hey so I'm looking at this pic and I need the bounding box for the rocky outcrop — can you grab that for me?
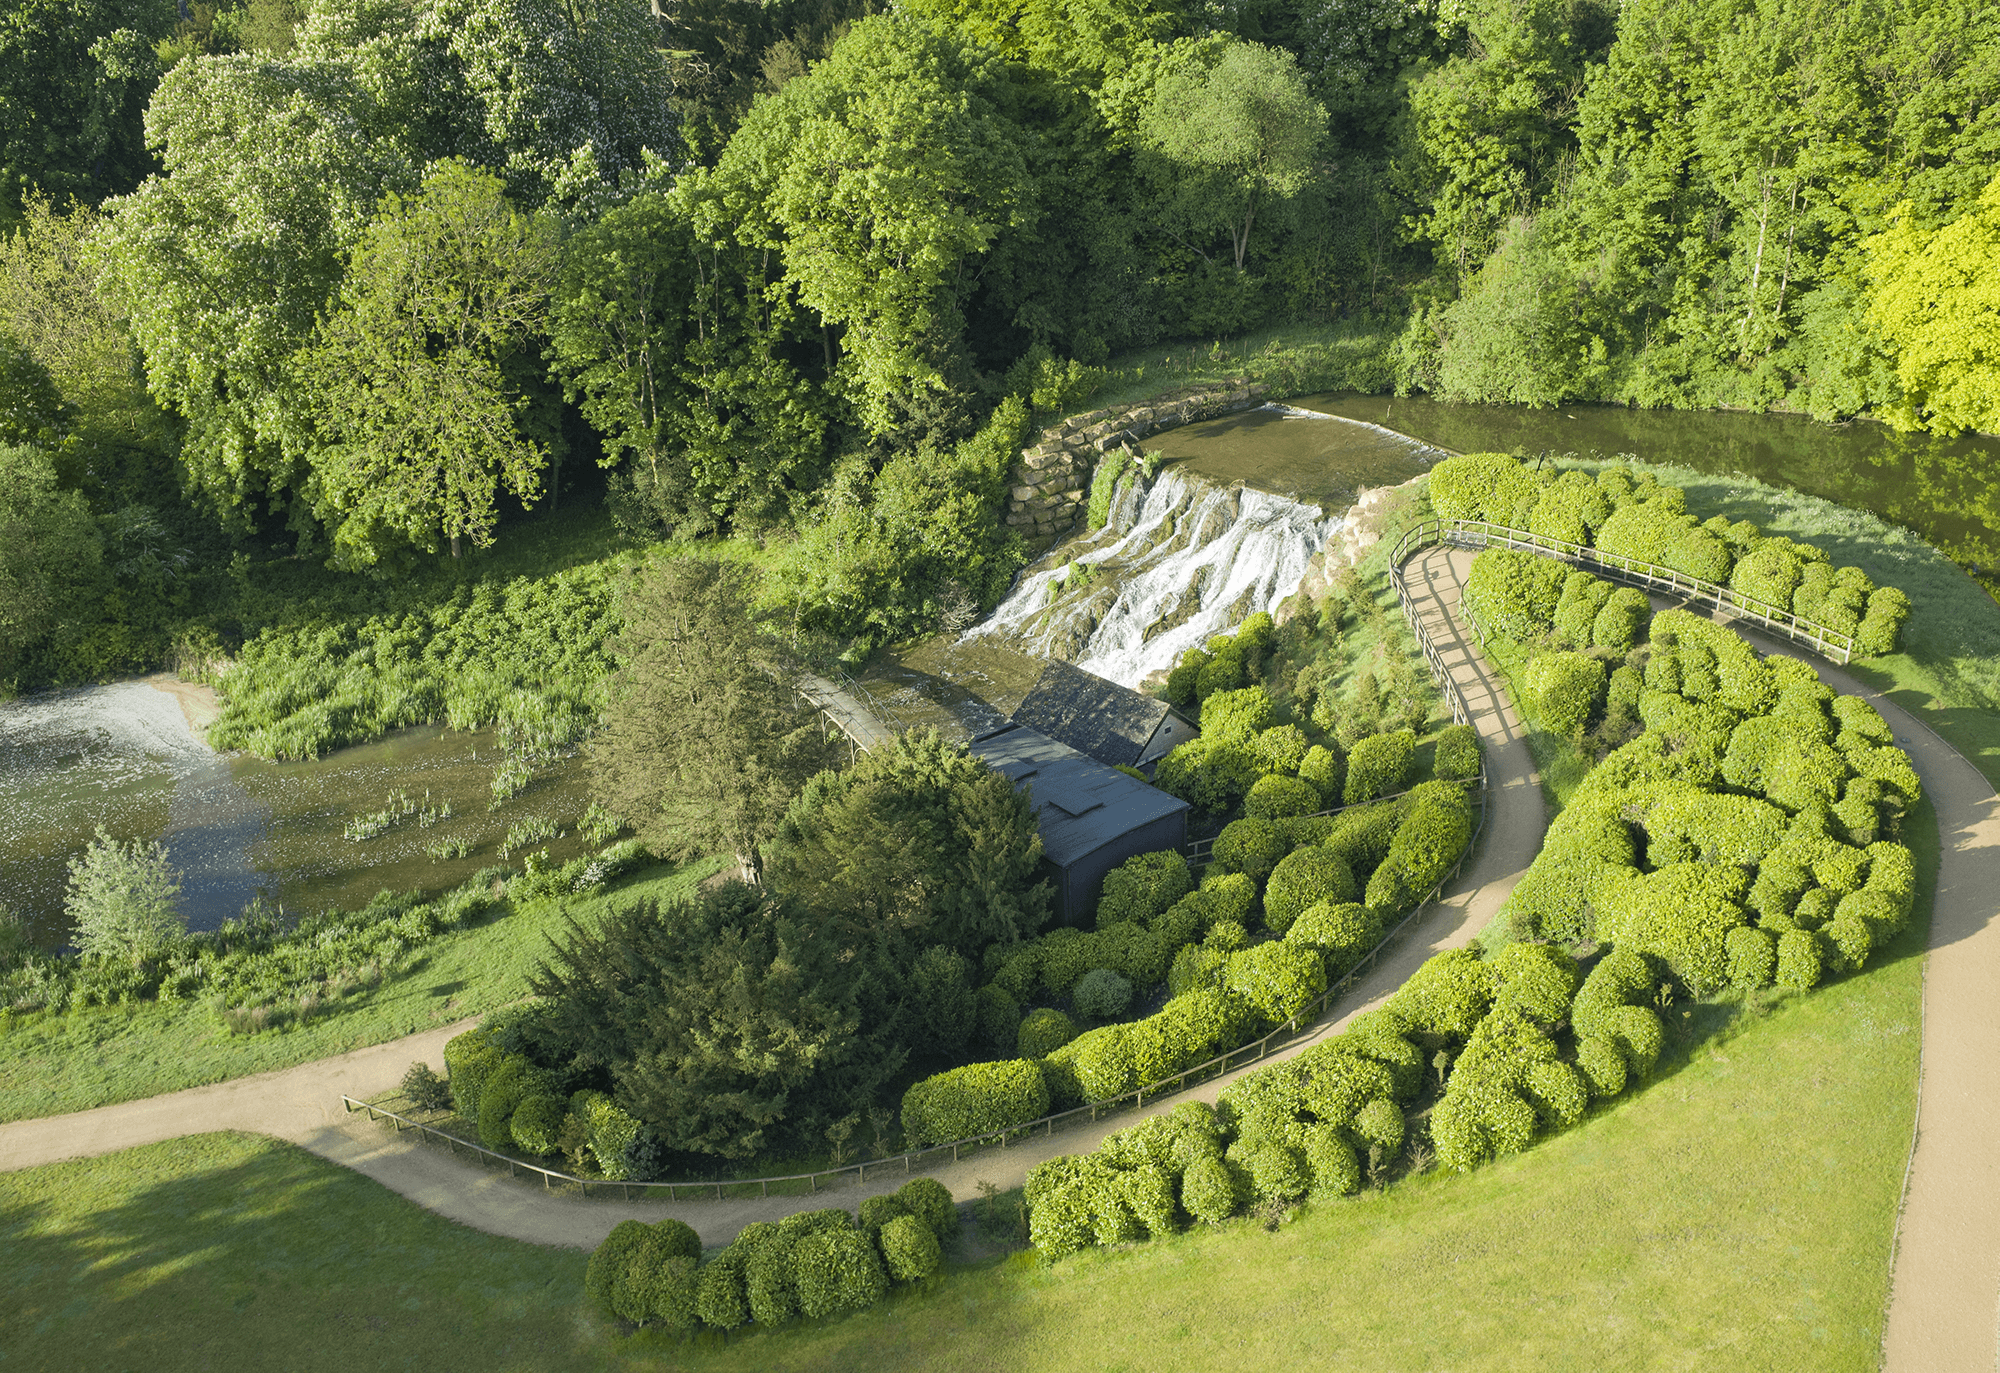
[1273,476,1426,626]
[1004,380,1270,553]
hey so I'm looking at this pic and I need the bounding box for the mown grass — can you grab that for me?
[0,858,721,1123]
[3,799,1932,1373]
[1081,319,1398,415]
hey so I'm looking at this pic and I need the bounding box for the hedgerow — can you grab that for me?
[1262,847,1358,934]
[1095,850,1192,929]
[1245,773,1322,820]
[1520,650,1606,735]
[1285,901,1376,972]
[1432,723,1482,781]
[1364,780,1473,914]
[900,1059,1050,1146]
[1554,569,1614,647]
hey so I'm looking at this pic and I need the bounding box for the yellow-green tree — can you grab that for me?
[1867,173,2000,436]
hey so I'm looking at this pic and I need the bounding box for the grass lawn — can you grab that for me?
[0,858,722,1124]
[3,800,1931,1373]
[1082,319,1397,415]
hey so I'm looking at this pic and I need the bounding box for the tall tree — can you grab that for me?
[1140,40,1327,270]
[0,442,105,683]
[304,160,560,562]
[590,558,839,876]
[1866,173,2000,437]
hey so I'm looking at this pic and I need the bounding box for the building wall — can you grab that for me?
[1138,712,1198,767]
[1056,809,1190,926]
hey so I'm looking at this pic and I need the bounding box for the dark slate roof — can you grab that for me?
[1013,658,1179,769]
[968,724,1189,868]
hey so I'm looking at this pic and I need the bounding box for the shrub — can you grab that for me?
[1531,474,1612,547]
[1226,941,1328,1025]
[1591,587,1652,653]
[1343,729,1417,804]
[859,1194,910,1236]
[1575,1035,1627,1098]
[1775,927,1824,991]
[1017,1006,1078,1059]
[64,829,186,967]
[1164,648,1208,707]
[1197,644,1246,701]
[792,1228,888,1318]
[1199,685,1274,744]
[1433,724,1482,781]
[1429,452,1538,522]
[1301,1124,1363,1196]
[586,1219,652,1321]
[510,1092,565,1155]
[1096,850,1192,929]
[975,983,1021,1053]
[1463,547,1566,638]
[1212,818,1287,881]
[476,1055,541,1150]
[1167,942,1227,997]
[1642,790,1788,867]
[1826,914,1873,972]
[1263,847,1358,935]
[575,1092,645,1180]
[1320,799,1410,877]
[901,1060,1051,1146]
[1594,862,1750,994]
[1285,900,1376,971]
[1154,737,1259,811]
[878,1213,942,1282]
[1553,569,1615,646]
[1386,947,1494,1045]
[1725,925,1776,990]
[1068,1024,1136,1100]
[1490,941,1577,1026]
[1244,774,1321,820]
[1855,587,1911,656]
[897,1177,959,1241]
[1596,501,1687,567]
[1730,539,1806,610]
[1072,967,1134,1020]
[696,1254,750,1331]
[742,1226,797,1326]
[402,1061,454,1112]
[1521,651,1606,736]
[1250,724,1311,776]
[1363,780,1474,915]
[1298,743,1347,805]
[1180,1154,1240,1223]
[1121,1164,1178,1237]
[1199,871,1257,926]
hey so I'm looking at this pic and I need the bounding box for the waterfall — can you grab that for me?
[965,469,1334,688]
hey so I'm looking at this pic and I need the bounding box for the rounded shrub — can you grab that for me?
[1154,737,1259,811]
[1343,728,1417,804]
[442,1027,503,1121]
[1350,1097,1406,1157]
[1168,941,1227,996]
[1575,1034,1628,1099]
[1364,780,1474,914]
[877,1213,942,1282]
[1165,647,1209,707]
[1522,651,1607,736]
[1244,773,1321,820]
[1211,818,1287,882]
[1432,723,1482,781]
[896,1177,959,1241]
[1298,743,1347,805]
[1856,586,1911,657]
[1591,587,1652,653]
[1250,724,1311,776]
[696,1254,749,1331]
[1725,925,1777,990]
[901,1059,1051,1146]
[1775,927,1824,991]
[509,1091,564,1156]
[1553,569,1615,646]
[475,1055,539,1150]
[975,983,1021,1054]
[1430,452,1537,522]
[1072,967,1134,1021]
[1225,941,1328,1025]
[586,1219,651,1321]
[1826,914,1873,972]
[1263,847,1359,935]
[1096,850,1193,929]
[1017,1006,1078,1059]
[1070,1024,1136,1100]
[1386,947,1496,1044]
[1199,685,1275,744]
[1285,900,1375,971]
[1301,1123,1362,1196]
[1180,1154,1240,1223]
[792,1228,888,1319]
[1463,546,1567,638]
[858,1193,910,1236]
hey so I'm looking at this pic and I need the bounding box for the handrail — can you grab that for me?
[1389,518,1857,664]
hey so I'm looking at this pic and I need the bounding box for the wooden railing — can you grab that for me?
[1390,518,1857,664]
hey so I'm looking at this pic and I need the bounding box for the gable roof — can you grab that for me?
[968,724,1189,868]
[1013,658,1181,769]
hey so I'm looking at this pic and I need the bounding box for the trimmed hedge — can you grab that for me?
[1433,723,1482,781]
[1464,547,1567,639]
[1298,742,1347,805]
[1263,846,1358,934]
[1430,452,1541,523]
[1521,651,1606,735]
[1096,850,1192,929]
[1386,947,1495,1045]
[1285,900,1377,972]
[1245,773,1322,820]
[1591,587,1651,653]
[1363,780,1473,915]
[1250,724,1310,777]
[1594,862,1750,994]
[1200,685,1274,744]
[1153,736,1258,811]
[901,1059,1051,1146]
[1225,941,1328,1025]
[1017,1006,1078,1059]
[1073,967,1134,1020]
[793,1228,888,1318]
[1212,818,1287,881]
[1343,728,1417,804]
[1553,569,1615,647]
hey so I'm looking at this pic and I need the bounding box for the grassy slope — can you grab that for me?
[1,800,1933,1373]
[1081,320,1397,415]
[0,858,721,1123]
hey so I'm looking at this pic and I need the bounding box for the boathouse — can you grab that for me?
[1012,658,1199,772]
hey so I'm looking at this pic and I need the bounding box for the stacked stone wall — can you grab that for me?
[1002,380,1270,551]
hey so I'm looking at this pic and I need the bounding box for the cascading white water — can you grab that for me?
[966,469,1335,688]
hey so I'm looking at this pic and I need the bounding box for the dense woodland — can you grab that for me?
[2,0,1998,688]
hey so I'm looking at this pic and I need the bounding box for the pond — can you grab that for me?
[0,679,596,951]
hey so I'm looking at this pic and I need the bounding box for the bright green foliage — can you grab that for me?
[1867,174,2000,437]
[1298,743,1348,803]
[877,1213,942,1282]
[1262,847,1358,934]
[1592,587,1652,653]
[1521,651,1607,735]
[1489,942,1577,1027]
[1225,941,1327,1025]
[1343,728,1417,804]
[508,1093,563,1155]
[1180,1154,1241,1224]
[1428,453,1540,524]
[858,1194,910,1237]
[1530,474,1613,548]
[1244,773,1322,820]
[1250,724,1311,776]
[1072,967,1134,1020]
[1200,685,1276,744]
[1431,1003,1565,1173]
[1153,737,1260,811]
[1553,569,1614,646]
[1141,41,1328,270]
[1017,1007,1078,1059]
[1463,547,1567,639]
[1643,790,1788,867]
[1363,780,1473,914]
[1096,850,1192,929]
[1285,900,1376,972]
[1595,862,1751,994]
[792,1228,888,1318]
[896,1177,959,1242]
[1856,588,1912,658]
[0,442,104,684]
[1570,948,1662,1087]
[695,1252,749,1331]
[1386,947,1495,1046]
[63,828,184,967]
[900,1058,1051,1146]
[1212,818,1288,881]
[1776,927,1825,991]
[1432,723,1482,781]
